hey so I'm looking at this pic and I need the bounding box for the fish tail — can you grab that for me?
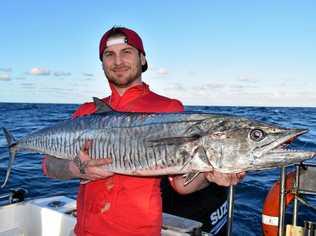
[1,127,18,188]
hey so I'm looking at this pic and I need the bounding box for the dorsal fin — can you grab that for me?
[93,97,114,113]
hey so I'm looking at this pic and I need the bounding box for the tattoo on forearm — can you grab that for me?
[46,156,74,179]
[73,155,88,175]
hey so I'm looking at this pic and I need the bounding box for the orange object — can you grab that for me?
[262,171,296,236]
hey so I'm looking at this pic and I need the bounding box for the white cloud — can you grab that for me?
[29,67,51,76]
[0,73,10,81]
[156,68,168,76]
[20,83,34,88]
[146,65,170,78]
[42,87,74,93]
[54,71,71,77]
[187,71,197,76]
[164,83,186,91]
[83,73,94,77]
[158,81,316,107]
[229,84,247,90]
[200,83,226,90]
[237,74,257,83]
[0,68,12,72]
[147,64,156,71]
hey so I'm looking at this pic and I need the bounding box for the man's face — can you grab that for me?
[102,40,146,88]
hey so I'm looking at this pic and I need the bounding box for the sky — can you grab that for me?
[0,0,315,107]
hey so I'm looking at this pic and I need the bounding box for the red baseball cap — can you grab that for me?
[99,27,148,72]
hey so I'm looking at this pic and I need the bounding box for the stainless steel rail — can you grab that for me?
[278,167,287,236]
[279,163,316,235]
[292,165,300,226]
[226,185,235,236]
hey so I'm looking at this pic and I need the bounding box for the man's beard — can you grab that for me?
[105,64,142,88]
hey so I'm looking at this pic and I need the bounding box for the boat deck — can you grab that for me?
[0,195,205,236]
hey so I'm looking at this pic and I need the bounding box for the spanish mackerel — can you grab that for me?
[2,99,315,187]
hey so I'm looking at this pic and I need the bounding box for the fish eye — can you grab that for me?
[250,129,266,141]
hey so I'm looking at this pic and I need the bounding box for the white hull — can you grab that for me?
[0,195,203,236]
[0,196,76,236]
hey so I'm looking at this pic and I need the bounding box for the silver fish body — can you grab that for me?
[2,110,315,187]
[7,112,219,175]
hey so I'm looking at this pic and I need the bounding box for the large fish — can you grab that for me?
[2,99,315,187]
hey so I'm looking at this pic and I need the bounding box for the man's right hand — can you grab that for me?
[71,140,113,181]
[44,140,113,181]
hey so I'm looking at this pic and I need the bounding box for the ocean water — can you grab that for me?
[0,103,316,235]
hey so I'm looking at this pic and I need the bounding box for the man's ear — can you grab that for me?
[140,54,146,66]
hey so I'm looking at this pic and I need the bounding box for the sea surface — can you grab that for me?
[0,103,316,235]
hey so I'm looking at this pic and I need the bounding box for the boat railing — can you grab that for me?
[226,162,316,236]
[3,163,316,236]
[278,162,316,236]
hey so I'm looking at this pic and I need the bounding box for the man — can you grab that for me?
[43,26,244,236]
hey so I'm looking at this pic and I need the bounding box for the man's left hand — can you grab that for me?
[205,171,245,187]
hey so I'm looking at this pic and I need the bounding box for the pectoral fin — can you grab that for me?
[180,146,213,186]
[180,146,212,172]
[183,171,200,186]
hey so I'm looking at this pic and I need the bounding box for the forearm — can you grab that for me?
[170,170,246,194]
[44,155,79,179]
[170,173,210,195]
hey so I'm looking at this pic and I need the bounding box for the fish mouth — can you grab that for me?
[253,128,315,165]
[254,128,310,157]
[267,129,308,154]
